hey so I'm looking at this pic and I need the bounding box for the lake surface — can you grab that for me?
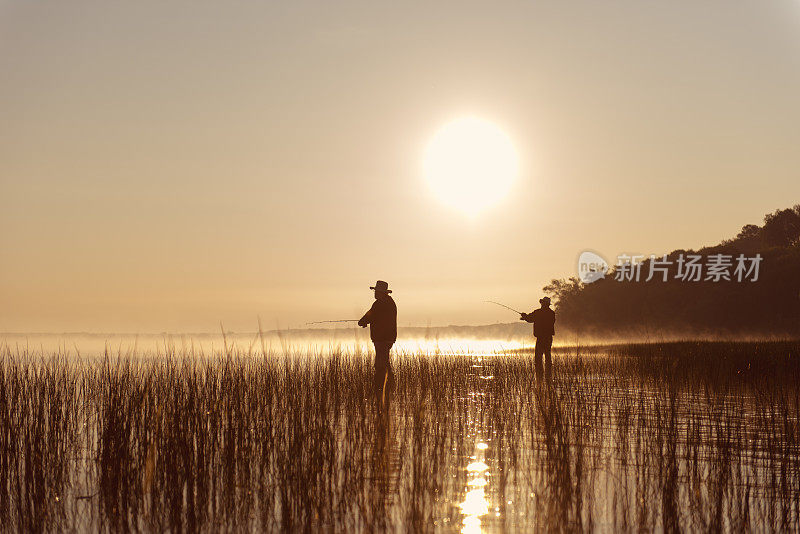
[1,341,798,531]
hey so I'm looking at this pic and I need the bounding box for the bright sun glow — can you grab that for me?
[423,117,519,216]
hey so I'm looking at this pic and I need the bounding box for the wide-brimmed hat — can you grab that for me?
[370,280,392,293]
[539,296,551,305]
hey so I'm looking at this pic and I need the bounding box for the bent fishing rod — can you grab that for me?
[484,300,525,315]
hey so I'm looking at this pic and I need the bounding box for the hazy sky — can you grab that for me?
[2,1,799,332]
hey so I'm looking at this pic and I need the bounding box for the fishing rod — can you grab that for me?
[305,319,360,326]
[484,300,525,315]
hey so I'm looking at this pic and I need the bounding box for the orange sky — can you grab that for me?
[1,1,799,332]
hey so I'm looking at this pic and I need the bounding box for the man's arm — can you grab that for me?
[520,311,535,323]
[358,302,375,328]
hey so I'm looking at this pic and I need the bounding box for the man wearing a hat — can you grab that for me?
[358,280,397,403]
[520,297,556,377]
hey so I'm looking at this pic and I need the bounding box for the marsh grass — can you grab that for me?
[0,341,798,532]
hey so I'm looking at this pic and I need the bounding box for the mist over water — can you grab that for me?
[0,332,525,359]
[6,324,791,361]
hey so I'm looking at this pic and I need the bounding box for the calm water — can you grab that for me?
[2,342,798,532]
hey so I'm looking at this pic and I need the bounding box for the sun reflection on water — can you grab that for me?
[460,442,491,533]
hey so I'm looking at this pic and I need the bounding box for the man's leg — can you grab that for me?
[374,342,394,402]
[373,343,386,396]
[385,342,395,393]
[543,336,553,378]
[534,337,544,380]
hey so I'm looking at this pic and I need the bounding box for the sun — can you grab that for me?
[423,117,519,216]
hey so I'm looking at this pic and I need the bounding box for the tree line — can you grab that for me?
[544,205,800,339]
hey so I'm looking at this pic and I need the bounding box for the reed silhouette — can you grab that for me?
[0,341,798,531]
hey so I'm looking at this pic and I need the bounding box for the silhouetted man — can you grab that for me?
[521,296,555,378]
[358,280,397,404]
